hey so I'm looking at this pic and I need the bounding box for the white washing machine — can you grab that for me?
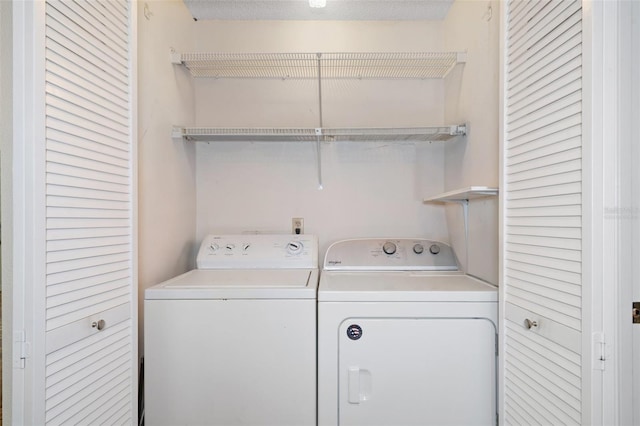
[318,238,498,426]
[145,234,318,426]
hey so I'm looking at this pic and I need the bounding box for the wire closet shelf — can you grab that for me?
[172,125,467,143]
[171,51,467,79]
[170,50,468,144]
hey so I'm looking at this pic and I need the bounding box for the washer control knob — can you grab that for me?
[287,241,304,255]
[413,243,424,254]
[225,244,235,251]
[382,241,397,255]
[429,244,441,255]
[209,243,220,252]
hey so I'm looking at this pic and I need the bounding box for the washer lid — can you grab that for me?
[145,269,318,300]
[318,272,497,302]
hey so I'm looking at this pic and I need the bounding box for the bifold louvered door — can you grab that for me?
[44,0,136,424]
[503,0,583,424]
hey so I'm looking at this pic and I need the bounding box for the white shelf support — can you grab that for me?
[171,125,185,141]
[423,186,498,203]
[170,50,182,65]
[424,187,498,272]
[449,124,467,136]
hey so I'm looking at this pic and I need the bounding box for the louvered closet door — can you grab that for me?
[44,0,136,424]
[503,0,583,424]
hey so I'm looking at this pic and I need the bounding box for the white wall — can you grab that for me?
[443,0,500,284]
[191,20,453,258]
[137,0,197,355]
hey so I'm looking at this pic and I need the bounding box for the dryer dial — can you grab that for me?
[382,241,397,255]
[429,244,441,255]
[413,243,425,254]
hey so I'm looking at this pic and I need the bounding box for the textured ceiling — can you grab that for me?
[182,0,455,21]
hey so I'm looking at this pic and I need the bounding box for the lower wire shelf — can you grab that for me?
[172,124,467,143]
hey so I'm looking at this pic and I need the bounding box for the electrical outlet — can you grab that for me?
[292,218,304,235]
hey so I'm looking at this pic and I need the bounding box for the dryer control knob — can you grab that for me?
[429,244,441,255]
[413,243,424,254]
[382,241,397,255]
[287,241,304,255]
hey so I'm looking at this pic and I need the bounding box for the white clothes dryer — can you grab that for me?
[145,234,318,426]
[318,238,498,426]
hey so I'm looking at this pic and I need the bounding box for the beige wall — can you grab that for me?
[137,1,500,292]
[444,0,500,284]
[137,0,197,355]
[191,20,453,258]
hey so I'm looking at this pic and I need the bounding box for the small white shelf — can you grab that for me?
[424,186,498,203]
[171,51,467,80]
[173,125,467,143]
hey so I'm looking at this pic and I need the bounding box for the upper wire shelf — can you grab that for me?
[171,51,467,79]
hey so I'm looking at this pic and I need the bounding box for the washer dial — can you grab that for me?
[287,241,304,255]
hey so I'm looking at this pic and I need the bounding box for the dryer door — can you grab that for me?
[338,318,496,426]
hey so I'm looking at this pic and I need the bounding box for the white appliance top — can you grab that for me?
[323,238,458,271]
[197,234,318,269]
[145,234,319,300]
[319,238,496,302]
[145,269,318,300]
[318,272,497,302]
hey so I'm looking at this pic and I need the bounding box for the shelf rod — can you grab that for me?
[316,52,324,128]
[316,53,324,190]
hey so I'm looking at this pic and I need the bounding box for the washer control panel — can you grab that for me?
[323,238,458,271]
[197,234,318,269]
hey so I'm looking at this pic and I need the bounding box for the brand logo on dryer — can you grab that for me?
[327,260,342,265]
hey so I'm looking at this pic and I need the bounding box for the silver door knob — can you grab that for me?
[92,319,106,331]
[524,318,538,329]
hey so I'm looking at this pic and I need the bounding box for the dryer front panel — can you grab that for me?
[338,318,496,426]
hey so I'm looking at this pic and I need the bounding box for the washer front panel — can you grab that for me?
[146,298,316,425]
